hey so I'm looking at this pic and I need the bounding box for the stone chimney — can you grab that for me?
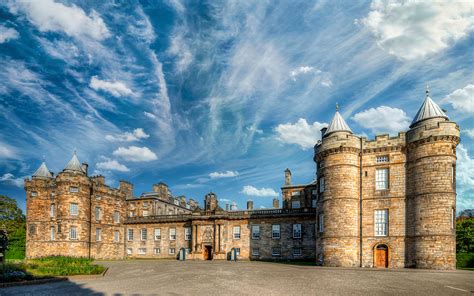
[284,168,291,186]
[92,175,105,185]
[204,192,218,211]
[81,162,88,175]
[225,203,229,211]
[273,198,279,209]
[153,183,170,200]
[247,200,254,210]
[119,180,133,198]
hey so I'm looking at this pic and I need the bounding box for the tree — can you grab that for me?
[0,195,26,259]
[456,217,474,253]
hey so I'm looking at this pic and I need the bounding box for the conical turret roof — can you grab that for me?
[33,161,53,178]
[325,104,352,136]
[64,151,84,172]
[410,88,448,128]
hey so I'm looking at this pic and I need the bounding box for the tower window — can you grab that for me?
[96,228,102,241]
[69,186,79,193]
[114,211,120,223]
[70,203,78,216]
[31,191,37,197]
[319,214,324,233]
[376,155,389,163]
[70,226,77,240]
[50,204,55,218]
[95,207,101,221]
[50,226,55,241]
[319,177,325,193]
[114,230,119,242]
[375,169,389,190]
[374,209,388,236]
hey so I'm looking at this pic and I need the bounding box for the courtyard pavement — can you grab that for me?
[1,260,473,295]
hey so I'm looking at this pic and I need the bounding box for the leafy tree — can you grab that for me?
[0,195,26,259]
[456,217,474,253]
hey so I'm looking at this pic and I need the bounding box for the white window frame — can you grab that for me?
[141,228,147,241]
[128,229,134,241]
[114,211,120,223]
[143,210,149,217]
[319,214,324,233]
[138,248,146,255]
[169,228,176,241]
[374,209,388,236]
[31,191,38,197]
[50,204,55,218]
[114,230,119,242]
[291,191,301,196]
[50,226,55,241]
[376,155,389,163]
[375,168,389,190]
[292,200,301,209]
[126,248,132,255]
[69,186,79,193]
[319,177,325,193]
[272,224,280,239]
[95,207,101,222]
[251,225,260,240]
[154,248,160,255]
[233,226,241,239]
[169,248,176,255]
[293,224,302,239]
[96,228,102,242]
[70,226,77,240]
[95,195,101,200]
[235,248,240,256]
[185,227,192,241]
[70,203,78,216]
[252,248,260,256]
[129,211,134,217]
[154,228,161,240]
[272,247,281,256]
[293,247,302,256]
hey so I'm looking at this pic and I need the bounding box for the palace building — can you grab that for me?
[25,89,460,269]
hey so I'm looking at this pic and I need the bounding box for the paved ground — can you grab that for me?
[1,260,473,295]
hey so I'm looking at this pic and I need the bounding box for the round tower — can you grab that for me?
[314,106,360,267]
[55,151,92,258]
[406,89,460,269]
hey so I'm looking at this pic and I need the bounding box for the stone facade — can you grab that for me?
[25,91,459,270]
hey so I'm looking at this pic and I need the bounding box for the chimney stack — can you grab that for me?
[247,200,254,210]
[81,162,88,175]
[284,168,292,186]
[225,203,229,211]
[273,198,279,209]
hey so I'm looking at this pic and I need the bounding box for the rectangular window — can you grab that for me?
[154,248,160,255]
[31,191,37,197]
[113,211,120,223]
[251,225,260,239]
[96,195,101,200]
[70,226,77,240]
[50,204,55,218]
[185,227,192,241]
[376,155,389,163]
[292,201,301,209]
[154,228,161,240]
[374,210,388,236]
[69,186,79,193]
[252,248,260,256]
[143,210,149,217]
[114,230,119,242]
[95,207,101,221]
[141,228,147,241]
[70,203,78,216]
[96,228,102,241]
[291,191,301,196]
[376,168,389,190]
[50,226,55,241]
[129,211,134,218]
[312,199,317,208]
[126,248,132,255]
[169,248,176,254]
[293,247,302,256]
[128,229,134,241]
[235,248,240,256]
[138,248,146,255]
[169,228,176,240]
[272,224,280,239]
[319,177,325,193]
[293,224,302,239]
[272,247,281,256]
[233,226,241,239]
[319,214,324,233]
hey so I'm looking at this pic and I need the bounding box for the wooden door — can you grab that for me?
[375,245,388,268]
[203,246,209,260]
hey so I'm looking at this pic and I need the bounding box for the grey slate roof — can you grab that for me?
[325,110,352,136]
[33,161,53,178]
[64,151,84,172]
[410,91,448,127]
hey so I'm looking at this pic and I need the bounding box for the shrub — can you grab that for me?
[456,253,474,269]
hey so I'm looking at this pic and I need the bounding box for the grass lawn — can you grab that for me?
[1,256,106,283]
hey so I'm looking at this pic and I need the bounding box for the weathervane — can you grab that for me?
[336,102,339,112]
[426,85,430,96]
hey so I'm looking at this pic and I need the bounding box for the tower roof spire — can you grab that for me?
[33,160,53,178]
[324,104,352,136]
[64,150,84,173]
[410,87,448,128]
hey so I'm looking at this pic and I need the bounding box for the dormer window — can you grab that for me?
[376,155,389,163]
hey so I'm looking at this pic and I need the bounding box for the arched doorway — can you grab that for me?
[374,244,388,268]
[203,245,213,260]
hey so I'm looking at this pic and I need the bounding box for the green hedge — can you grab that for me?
[456,253,474,269]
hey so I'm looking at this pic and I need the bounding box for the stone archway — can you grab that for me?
[374,244,389,268]
[203,245,213,260]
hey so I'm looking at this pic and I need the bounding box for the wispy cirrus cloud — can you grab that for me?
[89,76,134,97]
[209,171,239,179]
[105,128,149,142]
[0,173,25,187]
[0,25,19,43]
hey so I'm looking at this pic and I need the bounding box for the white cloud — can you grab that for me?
[275,118,327,150]
[351,106,411,135]
[442,84,474,114]
[462,129,474,139]
[143,111,156,119]
[360,1,474,60]
[241,185,279,197]
[89,76,133,97]
[105,128,150,142]
[290,66,314,80]
[0,25,19,43]
[209,171,239,179]
[247,126,263,134]
[112,146,157,162]
[0,144,16,158]
[0,173,25,187]
[457,144,474,211]
[168,31,193,72]
[96,159,130,172]
[7,0,110,40]
[289,66,333,87]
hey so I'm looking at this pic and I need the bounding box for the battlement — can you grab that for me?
[407,119,460,143]
[362,132,406,151]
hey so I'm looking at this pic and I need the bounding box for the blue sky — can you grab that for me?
[0,0,473,213]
